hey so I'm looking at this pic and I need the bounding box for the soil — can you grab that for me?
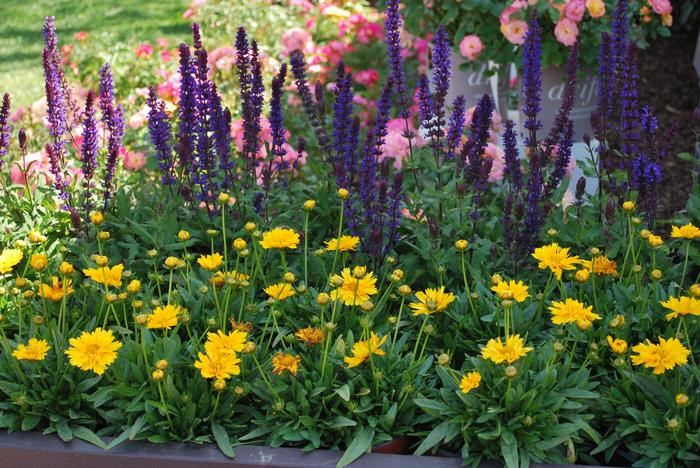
[637,2,699,218]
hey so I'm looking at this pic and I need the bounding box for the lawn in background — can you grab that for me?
[0,0,190,108]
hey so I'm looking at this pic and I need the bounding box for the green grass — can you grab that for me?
[0,0,190,108]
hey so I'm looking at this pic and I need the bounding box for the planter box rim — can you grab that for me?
[0,430,622,468]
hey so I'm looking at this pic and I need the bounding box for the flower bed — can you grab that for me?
[0,1,699,467]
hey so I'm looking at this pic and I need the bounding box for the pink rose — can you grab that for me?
[10,151,52,189]
[500,20,528,45]
[649,0,672,15]
[207,46,237,77]
[74,31,89,41]
[281,28,312,55]
[483,143,506,182]
[379,118,427,169]
[156,37,169,48]
[554,18,579,46]
[135,43,153,59]
[354,69,379,86]
[122,149,146,171]
[585,0,606,18]
[128,106,150,129]
[459,35,484,61]
[564,0,585,22]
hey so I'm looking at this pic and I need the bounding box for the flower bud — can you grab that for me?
[425,324,435,335]
[244,342,257,354]
[177,230,191,241]
[316,292,330,305]
[639,229,651,239]
[360,300,374,312]
[522,415,533,426]
[387,315,397,325]
[135,314,148,326]
[491,274,503,285]
[132,300,144,309]
[631,264,642,273]
[437,353,450,366]
[622,201,635,212]
[359,316,370,328]
[590,247,600,257]
[98,231,111,241]
[218,192,230,204]
[667,418,680,430]
[14,239,27,249]
[331,276,344,287]
[650,269,662,280]
[90,212,104,226]
[454,239,469,251]
[352,266,367,279]
[576,319,592,331]
[164,256,179,269]
[575,269,590,283]
[470,292,480,300]
[127,279,141,294]
[30,254,48,271]
[95,255,109,267]
[244,222,257,233]
[213,379,227,392]
[675,393,689,406]
[105,293,118,303]
[272,401,285,412]
[546,228,558,237]
[233,238,246,251]
[398,284,412,296]
[33,315,44,325]
[501,299,514,308]
[207,318,217,327]
[337,188,349,199]
[689,284,700,298]
[303,199,316,211]
[206,229,219,237]
[283,272,296,283]
[147,249,158,258]
[152,369,164,382]
[553,341,565,352]
[156,359,169,370]
[386,256,397,265]
[324,321,336,331]
[234,385,245,396]
[240,249,250,258]
[252,230,261,239]
[117,292,128,301]
[504,366,518,378]
[15,277,28,288]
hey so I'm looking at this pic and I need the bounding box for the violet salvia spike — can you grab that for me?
[619,42,640,160]
[431,25,451,134]
[269,63,288,167]
[0,93,10,169]
[80,91,99,220]
[544,41,578,149]
[147,87,176,185]
[544,119,574,198]
[177,43,197,177]
[502,119,522,190]
[522,13,542,147]
[445,95,465,160]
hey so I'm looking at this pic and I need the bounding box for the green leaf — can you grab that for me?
[72,426,107,449]
[335,384,351,402]
[414,421,451,456]
[211,421,236,458]
[55,419,73,442]
[336,427,375,468]
[21,415,41,431]
[329,416,356,429]
[500,431,518,468]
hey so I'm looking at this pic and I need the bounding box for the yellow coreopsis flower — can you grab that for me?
[30,254,48,271]
[549,298,601,326]
[194,346,241,380]
[295,327,324,346]
[491,280,529,302]
[580,256,618,277]
[671,223,700,240]
[330,267,378,306]
[264,282,296,301]
[324,235,360,252]
[197,253,223,271]
[146,304,181,329]
[344,332,387,368]
[211,270,249,288]
[271,352,302,376]
[65,328,122,375]
[206,329,248,355]
[631,337,690,374]
[660,296,700,321]
[12,338,50,362]
[459,371,481,394]
[531,243,580,279]
[647,234,663,248]
[409,286,456,315]
[0,248,23,274]
[259,228,300,249]
[38,276,74,302]
[82,264,124,288]
[607,336,628,354]
[481,334,533,364]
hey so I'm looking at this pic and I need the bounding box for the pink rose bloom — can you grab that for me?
[183,0,206,18]
[10,151,52,188]
[74,31,89,41]
[281,28,312,55]
[160,50,173,63]
[207,47,237,77]
[157,73,181,104]
[354,69,379,87]
[289,0,313,13]
[554,18,579,46]
[483,143,506,182]
[129,106,150,129]
[122,148,146,171]
[379,118,427,169]
[10,107,25,122]
[500,20,528,45]
[459,35,484,61]
[564,0,585,22]
[355,21,382,44]
[649,0,672,15]
[135,43,153,59]
[585,0,606,18]
[156,37,169,48]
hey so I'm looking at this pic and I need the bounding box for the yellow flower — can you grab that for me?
[59,261,75,275]
[671,223,700,240]
[126,279,141,294]
[259,228,300,249]
[295,327,324,346]
[90,211,104,225]
[264,282,296,301]
[481,334,533,364]
[324,235,360,252]
[491,280,529,302]
[205,329,247,355]
[459,371,481,394]
[38,276,74,302]
[194,347,241,379]
[30,254,48,271]
[631,337,690,374]
[271,352,302,375]
[197,253,223,271]
[409,286,456,315]
[12,338,50,361]
[648,234,663,248]
[660,296,700,321]
[549,298,601,326]
[177,230,190,241]
[146,304,181,329]
[0,249,23,274]
[531,243,580,280]
[344,332,387,368]
[580,256,618,277]
[65,328,122,375]
[330,267,378,306]
[211,270,249,288]
[82,264,124,288]
[607,336,628,354]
